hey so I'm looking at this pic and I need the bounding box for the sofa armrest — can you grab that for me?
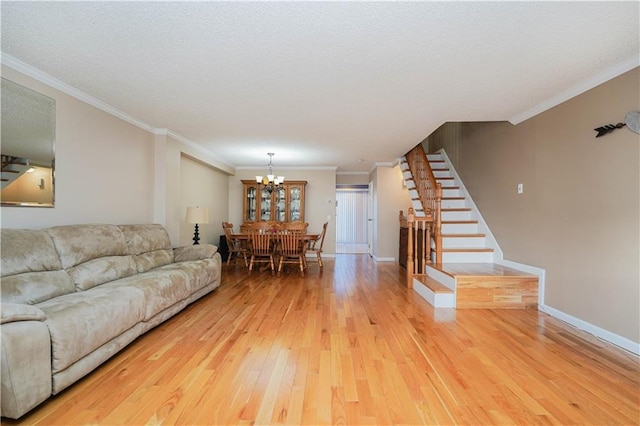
[173,244,218,262]
[1,314,52,418]
[1,303,46,324]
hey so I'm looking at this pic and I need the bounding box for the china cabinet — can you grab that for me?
[241,180,306,225]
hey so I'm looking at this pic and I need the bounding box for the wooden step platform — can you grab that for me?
[429,263,539,309]
[413,274,452,294]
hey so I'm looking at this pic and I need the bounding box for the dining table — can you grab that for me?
[230,231,320,272]
[230,232,319,242]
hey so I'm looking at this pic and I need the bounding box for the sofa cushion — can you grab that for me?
[118,224,174,273]
[1,303,46,324]
[66,256,137,291]
[1,229,76,305]
[1,229,62,276]
[46,225,136,290]
[36,286,146,374]
[1,271,76,305]
[156,257,220,294]
[173,244,218,262]
[101,268,191,321]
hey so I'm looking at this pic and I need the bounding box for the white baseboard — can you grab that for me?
[373,256,395,262]
[539,304,640,356]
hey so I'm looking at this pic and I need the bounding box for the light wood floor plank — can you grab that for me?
[4,255,639,425]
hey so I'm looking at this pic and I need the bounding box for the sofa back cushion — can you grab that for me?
[1,229,76,304]
[46,224,136,290]
[118,224,174,273]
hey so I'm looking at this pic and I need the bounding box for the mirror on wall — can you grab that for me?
[1,78,56,207]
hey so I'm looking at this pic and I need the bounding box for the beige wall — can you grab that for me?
[336,172,370,186]
[229,168,337,254]
[179,155,230,247]
[426,68,640,344]
[371,164,412,260]
[1,66,154,228]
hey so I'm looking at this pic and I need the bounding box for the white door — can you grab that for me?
[336,187,369,254]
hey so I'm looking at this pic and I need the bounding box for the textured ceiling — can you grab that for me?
[1,1,639,172]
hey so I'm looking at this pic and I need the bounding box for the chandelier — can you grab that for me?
[256,152,285,193]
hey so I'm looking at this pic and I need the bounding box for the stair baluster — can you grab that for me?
[404,146,443,264]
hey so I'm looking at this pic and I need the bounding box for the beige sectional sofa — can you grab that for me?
[0,224,222,419]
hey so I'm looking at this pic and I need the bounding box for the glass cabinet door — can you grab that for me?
[289,186,302,221]
[260,188,272,221]
[275,187,286,222]
[245,186,257,222]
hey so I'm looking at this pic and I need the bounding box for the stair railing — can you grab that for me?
[399,207,434,287]
[404,146,443,265]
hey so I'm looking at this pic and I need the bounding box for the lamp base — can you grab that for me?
[192,224,201,245]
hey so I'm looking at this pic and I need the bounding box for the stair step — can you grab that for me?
[442,233,486,238]
[442,248,494,253]
[442,208,471,212]
[413,275,453,293]
[442,220,478,224]
[441,210,472,221]
[435,177,454,180]
[440,251,495,263]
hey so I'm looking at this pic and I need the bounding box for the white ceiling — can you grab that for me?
[2,1,638,173]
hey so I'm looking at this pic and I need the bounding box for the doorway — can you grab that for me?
[336,185,369,254]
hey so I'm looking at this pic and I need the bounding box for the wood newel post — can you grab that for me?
[435,183,443,265]
[407,207,414,288]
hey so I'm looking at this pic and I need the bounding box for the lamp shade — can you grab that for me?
[185,206,209,224]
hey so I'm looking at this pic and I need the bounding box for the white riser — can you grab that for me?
[441,199,466,209]
[441,210,472,221]
[402,170,412,180]
[412,279,455,308]
[427,154,443,161]
[424,266,456,289]
[442,251,494,263]
[405,180,416,189]
[436,179,457,188]
[408,189,419,199]
[442,188,461,197]
[442,222,478,233]
[442,236,486,248]
[433,170,450,178]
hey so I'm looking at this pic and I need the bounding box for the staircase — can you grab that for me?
[1,155,30,189]
[400,149,539,309]
[429,153,494,263]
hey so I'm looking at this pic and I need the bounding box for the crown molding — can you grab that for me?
[509,54,640,125]
[370,161,396,173]
[336,171,370,175]
[236,165,337,171]
[166,130,235,173]
[1,52,156,133]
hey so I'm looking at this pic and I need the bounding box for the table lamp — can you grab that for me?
[186,206,209,245]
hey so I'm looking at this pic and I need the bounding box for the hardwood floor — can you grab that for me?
[6,255,639,425]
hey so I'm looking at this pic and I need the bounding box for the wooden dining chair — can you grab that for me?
[246,227,275,274]
[222,222,248,267]
[276,229,306,276]
[307,221,328,269]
